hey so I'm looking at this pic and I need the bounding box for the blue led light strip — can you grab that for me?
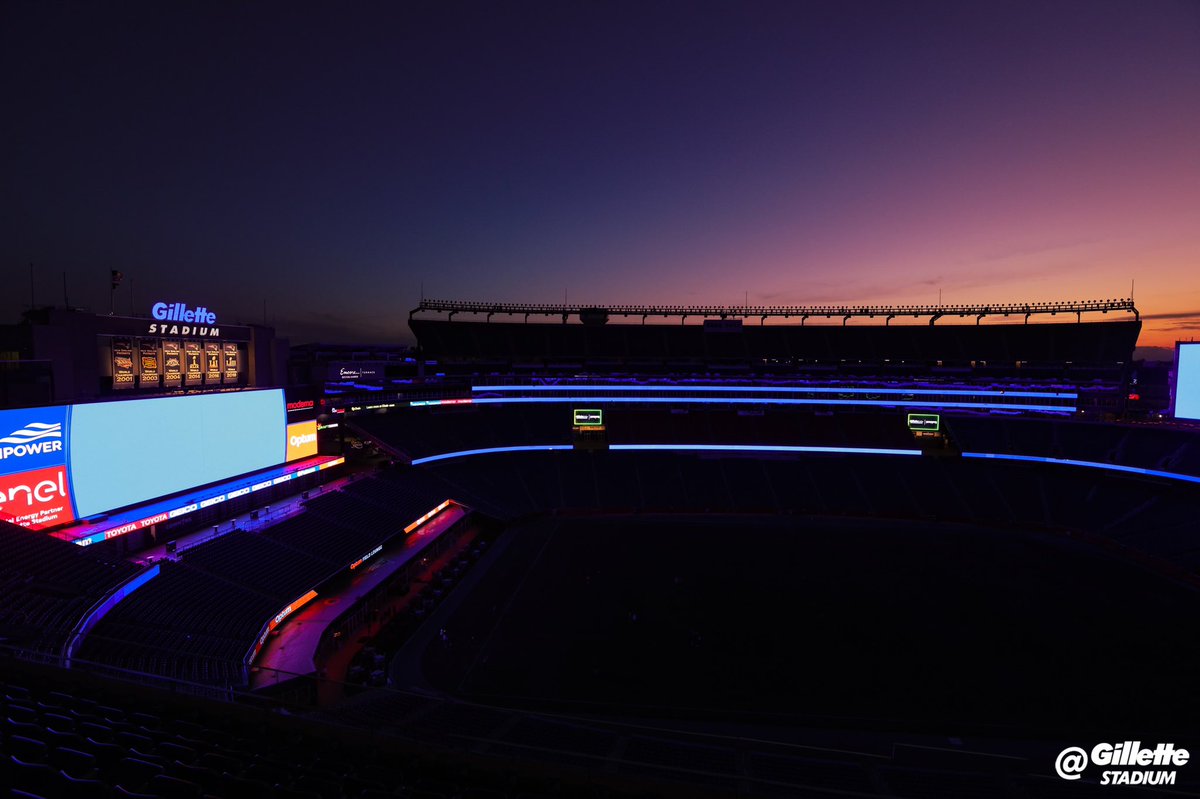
[66,563,161,667]
[411,444,921,465]
[961,452,1200,485]
[610,444,922,456]
[412,445,575,464]
[473,385,1078,399]
[412,446,1200,488]
[466,396,1074,412]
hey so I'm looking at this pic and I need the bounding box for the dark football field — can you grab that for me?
[424,514,1200,735]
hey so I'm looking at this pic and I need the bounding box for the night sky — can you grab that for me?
[3,1,1198,347]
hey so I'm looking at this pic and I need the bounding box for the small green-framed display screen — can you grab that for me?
[573,408,603,426]
[907,413,940,432]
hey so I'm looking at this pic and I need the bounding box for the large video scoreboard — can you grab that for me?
[0,389,312,530]
[1173,343,1200,421]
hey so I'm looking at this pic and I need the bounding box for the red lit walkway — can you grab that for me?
[250,505,468,690]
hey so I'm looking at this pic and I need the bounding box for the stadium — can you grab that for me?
[2,295,1200,799]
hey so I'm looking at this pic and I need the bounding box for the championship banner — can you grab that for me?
[204,342,222,383]
[163,340,182,387]
[112,338,135,389]
[184,342,204,386]
[138,339,161,388]
[223,342,239,382]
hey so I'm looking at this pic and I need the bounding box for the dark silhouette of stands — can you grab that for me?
[1,659,670,799]
[948,415,1200,475]
[351,407,1200,577]
[77,470,453,688]
[353,406,917,461]
[410,318,1140,369]
[422,449,1200,575]
[4,452,1197,796]
[354,404,1200,480]
[0,521,141,657]
[5,655,1072,799]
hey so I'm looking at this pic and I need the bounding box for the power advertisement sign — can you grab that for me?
[0,406,75,528]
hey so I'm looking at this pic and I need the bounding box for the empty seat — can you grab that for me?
[115,756,165,790]
[57,769,108,799]
[84,738,125,769]
[221,772,274,799]
[274,787,324,799]
[148,773,204,799]
[114,787,158,799]
[9,735,49,763]
[50,746,97,778]
[9,756,56,796]
[158,741,197,764]
[168,760,223,793]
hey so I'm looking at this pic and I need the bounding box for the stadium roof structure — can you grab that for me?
[411,297,1138,325]
[409,297,1142,367]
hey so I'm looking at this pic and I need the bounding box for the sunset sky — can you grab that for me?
[3,1,1198,347]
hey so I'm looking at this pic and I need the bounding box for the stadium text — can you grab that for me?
[147,323,220,337]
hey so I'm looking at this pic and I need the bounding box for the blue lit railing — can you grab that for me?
[411,444,920,465]
[65,564,161,668]
[961,452,1200,486]
[473,384,1078,399]
[451,383,1078,413]
[411,444,1200,488]
[467,396,1073,412]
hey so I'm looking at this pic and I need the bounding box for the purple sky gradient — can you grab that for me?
[3,1,1198,346]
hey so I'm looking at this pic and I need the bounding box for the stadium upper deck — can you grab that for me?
[409,297,1141,372]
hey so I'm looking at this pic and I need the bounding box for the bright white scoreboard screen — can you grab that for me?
[0,389,316,530]
[1174,343,1200,421]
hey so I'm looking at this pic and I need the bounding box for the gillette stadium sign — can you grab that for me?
[147,301,221,337]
